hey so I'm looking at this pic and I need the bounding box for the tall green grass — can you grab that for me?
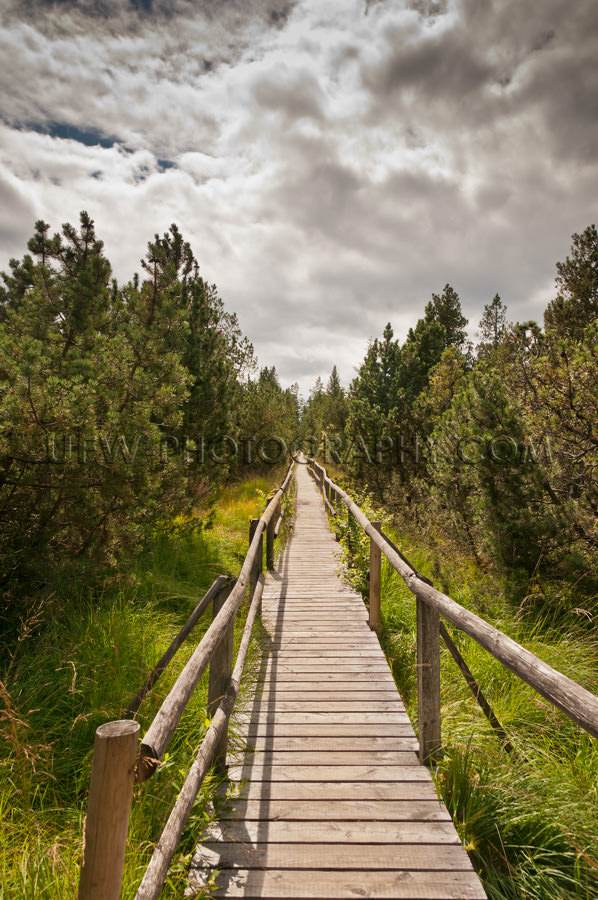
[332,485,598,899]
[0,470,286,899]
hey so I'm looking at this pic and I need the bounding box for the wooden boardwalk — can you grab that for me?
[187,464,486,899]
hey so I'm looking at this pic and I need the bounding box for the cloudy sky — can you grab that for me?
[1,0,597,394]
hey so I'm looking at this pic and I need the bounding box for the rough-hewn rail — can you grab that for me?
[309,459,598,758]
[77,461,295,900]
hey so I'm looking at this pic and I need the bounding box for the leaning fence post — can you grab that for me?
[416,596,442,765]
[369,522,382,633]
[249,518,263,601]
[207,582,235,770]
[78,719,139,900]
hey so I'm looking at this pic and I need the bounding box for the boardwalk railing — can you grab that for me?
[307,459,598,763]
[77,461,295,900]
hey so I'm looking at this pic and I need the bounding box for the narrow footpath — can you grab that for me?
[187,463,486,899]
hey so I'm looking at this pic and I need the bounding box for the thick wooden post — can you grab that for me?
[249,518,263,601]
[417,596,442,764]
[266,497,278,570]
[369,522,381,633]
[78,719,139,900]
[207,583,234,770]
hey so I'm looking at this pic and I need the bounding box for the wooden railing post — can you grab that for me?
[78,720,139,900]
[417,596,442,765]
[266,496,278,570]
[369,522,381,633]
[249,518,263,600]
[207,582,235,770]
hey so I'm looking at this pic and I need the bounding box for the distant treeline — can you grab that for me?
[302,226,597,614]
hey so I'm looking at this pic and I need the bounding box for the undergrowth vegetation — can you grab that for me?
[332,480,598,900]
[0,470,286,899]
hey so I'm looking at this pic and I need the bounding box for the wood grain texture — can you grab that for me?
[188,464,486,899]
[186,868,487,899]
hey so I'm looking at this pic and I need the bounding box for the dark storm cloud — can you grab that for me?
[363,27,495,103]
[362,0,598,161]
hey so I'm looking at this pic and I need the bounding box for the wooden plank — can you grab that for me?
[227,765,432,782]
[186,868,487,899]
[264,656,390,672]
[241,703,407,713]
[225,781,444,802]
[263,622,371,628]
[265,642,381,650]
[264,628,377,636]
[263,674,398,684]
[230,737,419,752]
[193,842,481,871]
[218,799,451,822]
[235,724,417,739]
[202,820,461,844]
[246,685,404,709]
[264,649,381,656]
[233,712,412,724]
[229,751,420,766]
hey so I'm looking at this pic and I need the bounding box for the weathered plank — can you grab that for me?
[235,724,417,739]
[223,780,447,802]
[246,691,402,702]
[227,764,429,783]
[232,737,418,751]
[194,842,483,870]
[202,820,461,844]
[227,751,420,766]
[187,868,488,899]
[218,798,451,821]
[233,712,412,724]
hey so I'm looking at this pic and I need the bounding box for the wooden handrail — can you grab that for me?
[309,460,598,743]
[135,575,266,900]
[78,457,296,900]
[138,463,294,781]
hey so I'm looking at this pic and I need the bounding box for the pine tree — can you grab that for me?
[425,284,468,351]
[0,214,191,582]
[544,224,598,342]
[477,294,508,355]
